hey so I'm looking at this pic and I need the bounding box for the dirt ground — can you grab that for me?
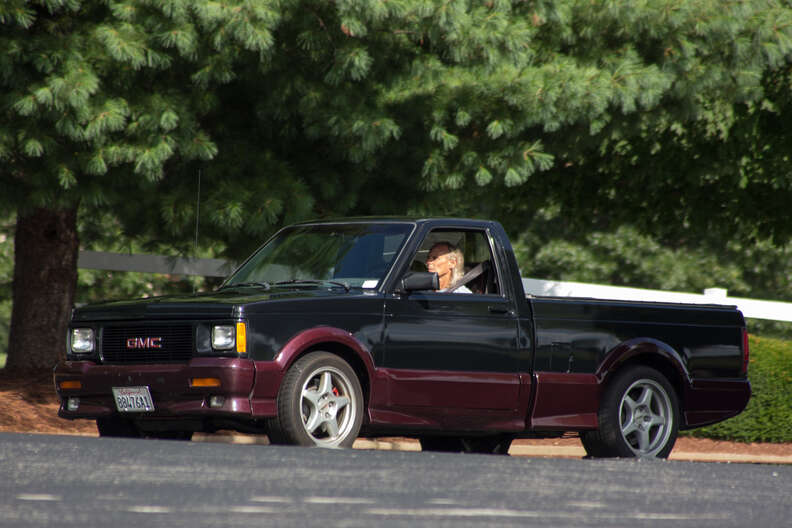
[2,371,790,458]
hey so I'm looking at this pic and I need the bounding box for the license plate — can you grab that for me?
[112,386,155,412]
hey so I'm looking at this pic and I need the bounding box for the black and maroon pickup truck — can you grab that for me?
[54,218,751,458]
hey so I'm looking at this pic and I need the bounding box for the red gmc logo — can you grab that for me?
[126,337,163,349]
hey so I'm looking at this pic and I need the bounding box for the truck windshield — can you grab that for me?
[224,223,414,289]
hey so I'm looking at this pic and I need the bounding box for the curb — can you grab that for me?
[191,434,792,464]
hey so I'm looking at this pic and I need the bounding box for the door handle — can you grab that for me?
[488,306,511,315]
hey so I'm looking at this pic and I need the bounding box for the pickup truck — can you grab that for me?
[54,218,751,458]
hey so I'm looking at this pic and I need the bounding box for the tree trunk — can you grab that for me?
[5,207,79,373]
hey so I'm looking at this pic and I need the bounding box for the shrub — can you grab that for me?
[686,335,792,443]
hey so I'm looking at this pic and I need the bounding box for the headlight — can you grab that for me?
[70,328,95,354]
[211,325,235,350]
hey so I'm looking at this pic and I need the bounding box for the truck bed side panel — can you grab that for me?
[528,297,749,430]
[530,298,745,379]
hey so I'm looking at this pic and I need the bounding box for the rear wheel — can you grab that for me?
[269,352,363,448]
[585,366,679,458]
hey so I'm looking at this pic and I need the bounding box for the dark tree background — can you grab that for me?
[3,0,792,372]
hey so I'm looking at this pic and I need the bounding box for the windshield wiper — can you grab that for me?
[275,279,351,293]
[219,281,272,291]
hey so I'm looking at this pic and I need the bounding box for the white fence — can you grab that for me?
[77,250,231,278]
[78,251,792,323]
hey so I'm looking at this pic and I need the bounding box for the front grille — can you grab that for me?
[101,325,194,364]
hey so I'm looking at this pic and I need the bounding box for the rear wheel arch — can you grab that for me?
[584,341,689,458]
[583,364,681,458]
[597,339,690,417]
[607,354,686,417]
[604,365,679,457]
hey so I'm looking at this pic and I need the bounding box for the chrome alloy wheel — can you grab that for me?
[299,366,357,448]
[618,378,674,457]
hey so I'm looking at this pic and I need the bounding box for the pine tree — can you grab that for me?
[0,0,279,371]
[4,0,792,372]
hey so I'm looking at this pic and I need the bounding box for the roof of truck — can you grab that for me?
[293,216,498,227]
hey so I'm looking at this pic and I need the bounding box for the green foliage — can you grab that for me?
[7,0,792,254]
[0,210,223,362]
[514,222,749,294]
[0,0,285,216]
[4,1,792,374]
[744,319,792,341]
[686,335,792,443]
[75,210,220,306]
[509,198,792,319]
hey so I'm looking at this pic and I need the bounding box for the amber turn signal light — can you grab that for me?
[59,380,82,390]
[236,322,247,354]
[190,377,221,388]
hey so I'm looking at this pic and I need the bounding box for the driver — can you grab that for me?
[426,242,472,293]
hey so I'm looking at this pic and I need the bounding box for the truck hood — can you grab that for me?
[71,286,364,322]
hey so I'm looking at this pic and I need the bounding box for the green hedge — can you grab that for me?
[685,335,792,443]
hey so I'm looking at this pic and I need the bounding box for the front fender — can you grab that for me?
[249,326,376,417]
[274,326,376,377]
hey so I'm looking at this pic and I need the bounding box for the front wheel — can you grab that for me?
[584,366,679,458]
[269,352,363,448]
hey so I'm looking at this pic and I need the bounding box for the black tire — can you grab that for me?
[591,366,679,458]
[265,418,289,445]
[420,435,513,455]
[96,416,142,438]
[269,352,364,448]
[580,430,610,458]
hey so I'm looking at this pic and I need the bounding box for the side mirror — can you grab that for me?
[400,272,439,293]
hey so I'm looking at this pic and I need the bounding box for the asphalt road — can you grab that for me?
[0,432,789,527]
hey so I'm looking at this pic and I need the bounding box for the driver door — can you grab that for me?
[381,228,522,430]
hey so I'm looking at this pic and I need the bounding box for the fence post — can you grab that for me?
[703,288,728,300]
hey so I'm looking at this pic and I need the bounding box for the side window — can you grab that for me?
[409,229,499,295]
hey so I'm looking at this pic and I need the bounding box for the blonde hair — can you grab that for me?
[431,242,465,285]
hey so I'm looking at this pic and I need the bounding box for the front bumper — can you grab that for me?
[53,358,257,421]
